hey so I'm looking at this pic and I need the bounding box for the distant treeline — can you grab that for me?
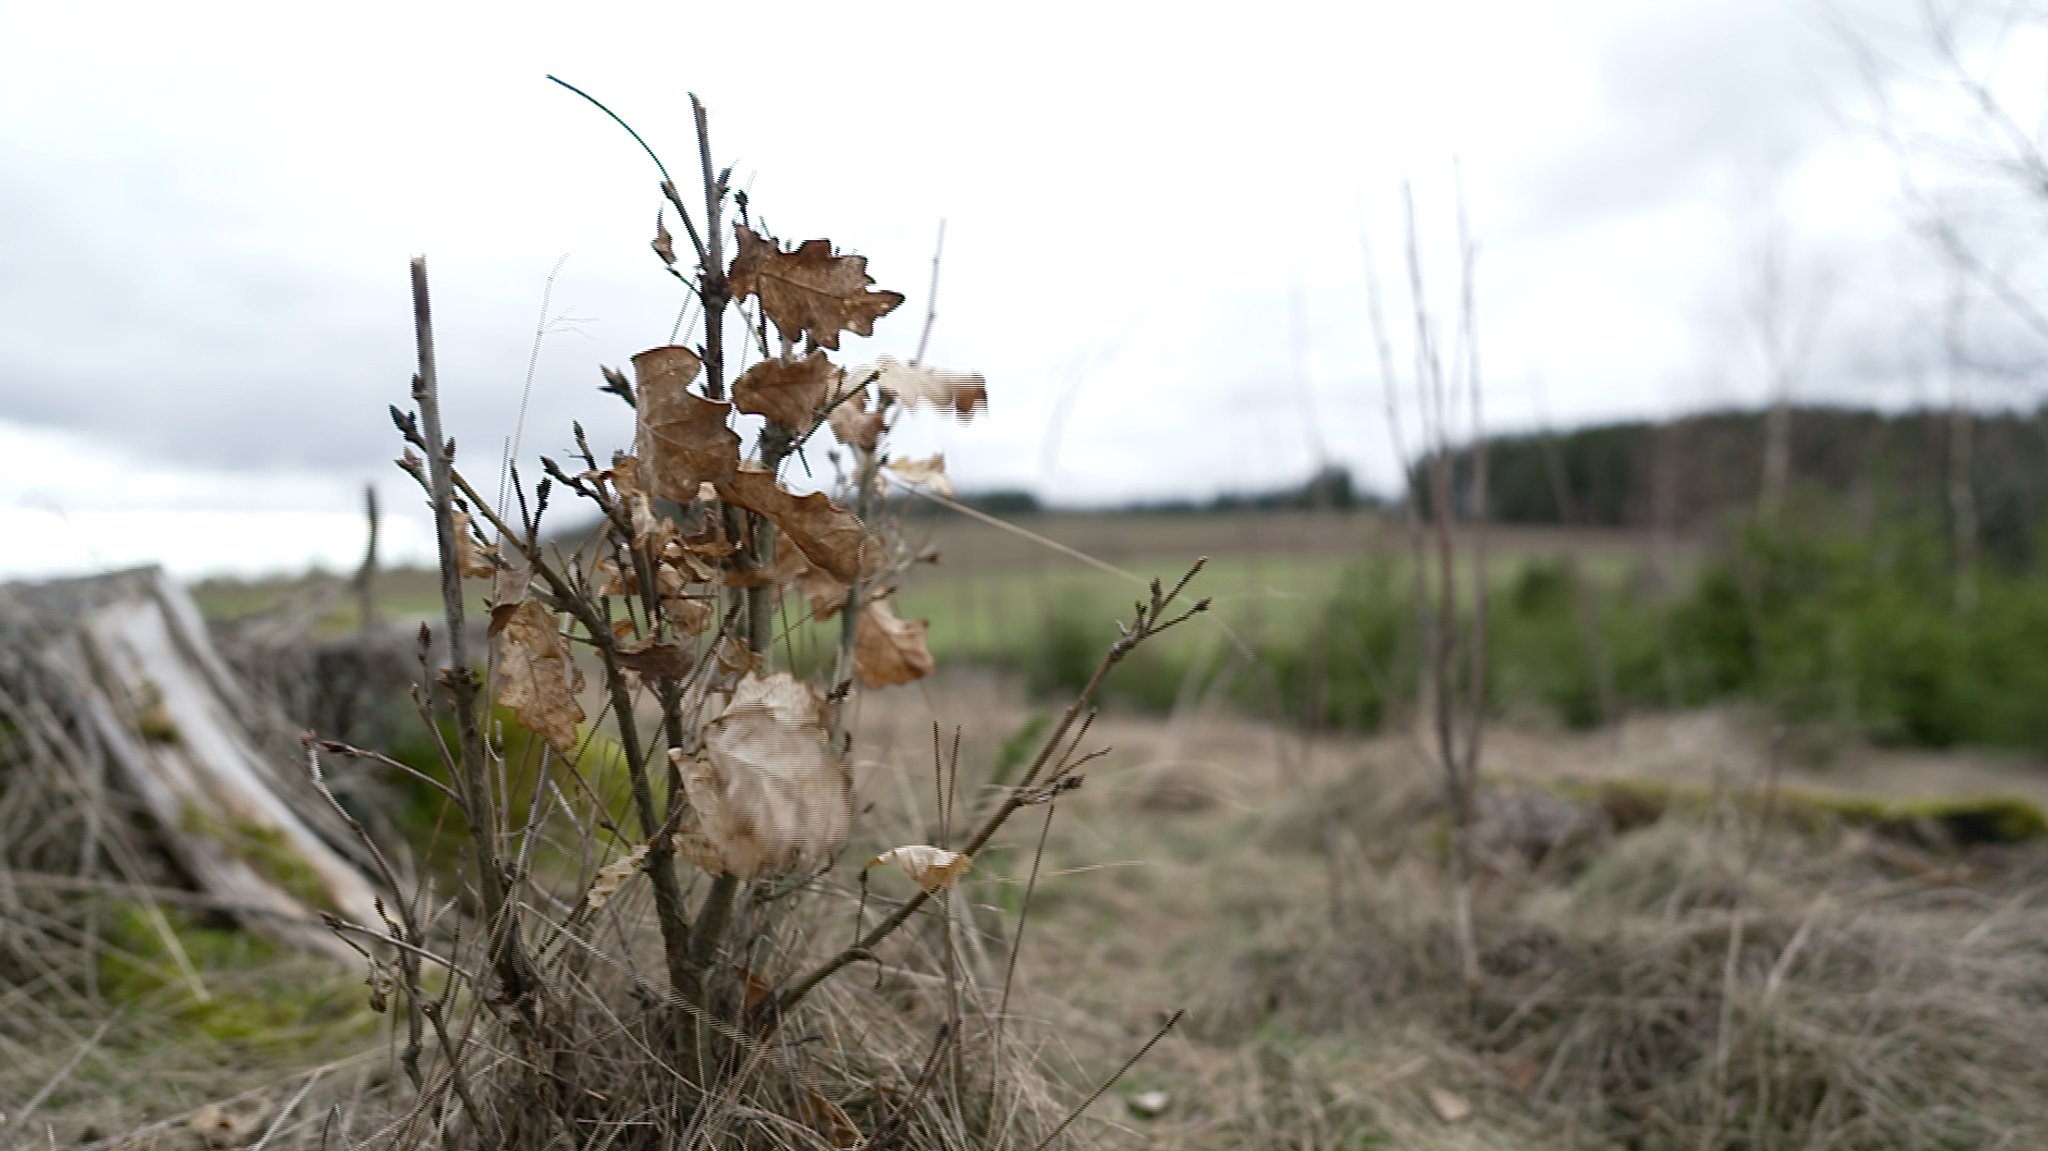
[1419,404,2048,566]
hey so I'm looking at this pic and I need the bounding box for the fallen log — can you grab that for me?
[1,567,383,960]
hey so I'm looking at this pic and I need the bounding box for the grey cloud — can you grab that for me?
[0,154,674,484]
[1507,0,1854,237]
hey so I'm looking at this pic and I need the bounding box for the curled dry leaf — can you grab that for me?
[734,350,839,433]
[827,385,885,450]
[674,672,852,878]
[615,638,697,681]
[883,453,954,497]
[868,845,973,892]
[609,454,677,554]
[799,561,850,621]
[663,592,714,636]
[665,538,719,581]
[585,842,651,911]
[671,828,725,875]
[795,1087,863,1149]
[727,226,905,351]
[497,599,587,756]
[649,562,714,634]
[717,531,809,590]
[863,356,988,421]
[487,563,534,636]
[713,635,758,679]
[855,596,935,688]
[634,346,740,500]
[651,212,676,267]
[449,508,498,580]
[715,467,875,584]
[596,558,632,597]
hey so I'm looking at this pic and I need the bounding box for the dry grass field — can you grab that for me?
[14,629,2045,1148]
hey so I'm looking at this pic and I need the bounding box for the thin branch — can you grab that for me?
[408,257,534,1010]
[546,74,707,264]
[914,219,947,364]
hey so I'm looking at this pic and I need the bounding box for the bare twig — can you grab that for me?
[408,257,534,1011]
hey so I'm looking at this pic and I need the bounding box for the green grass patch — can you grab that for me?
[95,904,374,1048]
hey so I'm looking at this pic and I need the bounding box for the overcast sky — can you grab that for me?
[2,0,2042,578]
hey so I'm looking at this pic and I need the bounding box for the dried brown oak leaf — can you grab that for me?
[883,453,954,497]
[674,672,852,878]
[634,346,739,500]
[498,600,587,756]
[715,466,875,585]
[727,226,905,351]
[855,596,935,688]
[735,350,839,432]
[863,356,988,421]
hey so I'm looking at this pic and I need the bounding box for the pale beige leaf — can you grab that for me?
[727,227,905,350]
[497,599,587,756]
[884,453,954,497]
[1126,1091,1171,1119]
[715,467,877,585]
[585,842,651,911]
[863,356,988,421]
[449,508,497,580]
[671,829,725,875]
[855,597,934,688]
[673,672,851,878]
[868,844,972,892]
[734,350,839,432]
[634,345,739,500]
[186,1103,259,1149]
[1425,1086,1471,1125]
